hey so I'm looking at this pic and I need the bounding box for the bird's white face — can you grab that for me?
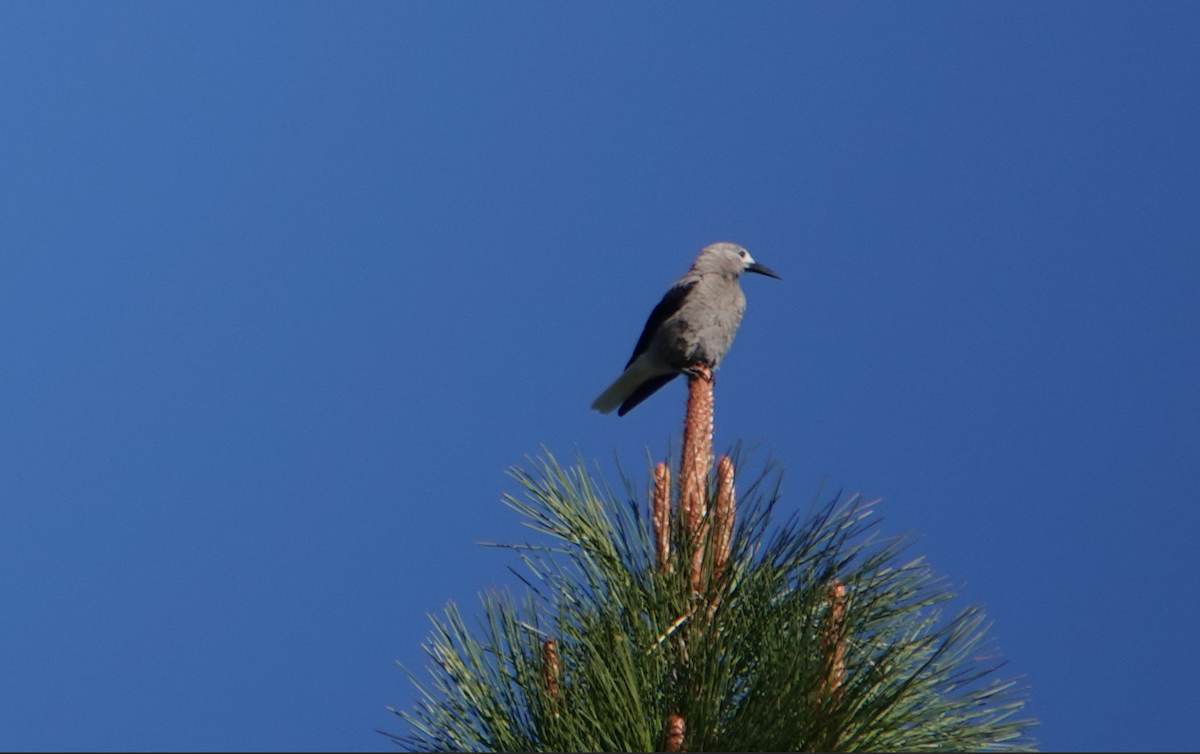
[729,246,766,276]
[695,242,780,279]
[698,242,781,280]
[696,243,752,275]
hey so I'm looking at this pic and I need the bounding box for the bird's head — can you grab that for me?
[695,242,782,280]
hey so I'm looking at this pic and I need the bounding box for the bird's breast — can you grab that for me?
[654,281,746,368]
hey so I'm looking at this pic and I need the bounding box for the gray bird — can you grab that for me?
[591,242,781,416]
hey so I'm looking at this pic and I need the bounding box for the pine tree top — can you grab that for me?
[387,451,1037,752]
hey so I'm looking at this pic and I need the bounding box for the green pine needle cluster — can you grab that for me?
[386,451,1036,752]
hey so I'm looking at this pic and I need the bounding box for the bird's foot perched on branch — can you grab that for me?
[683,364,713,382]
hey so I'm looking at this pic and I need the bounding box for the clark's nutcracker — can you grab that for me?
[591,242,781,416]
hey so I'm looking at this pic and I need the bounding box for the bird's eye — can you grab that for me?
[738,250,747,258]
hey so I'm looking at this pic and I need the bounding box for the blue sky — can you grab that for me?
[1,2,1198,751]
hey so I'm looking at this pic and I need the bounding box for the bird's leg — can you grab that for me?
[682,364,714,383]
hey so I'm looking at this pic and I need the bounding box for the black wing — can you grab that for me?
[618,373,679,416]
[626,280,696,368]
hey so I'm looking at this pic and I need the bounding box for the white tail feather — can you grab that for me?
[591,357,670,414]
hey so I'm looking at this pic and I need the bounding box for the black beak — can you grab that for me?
[746,262,781,279]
